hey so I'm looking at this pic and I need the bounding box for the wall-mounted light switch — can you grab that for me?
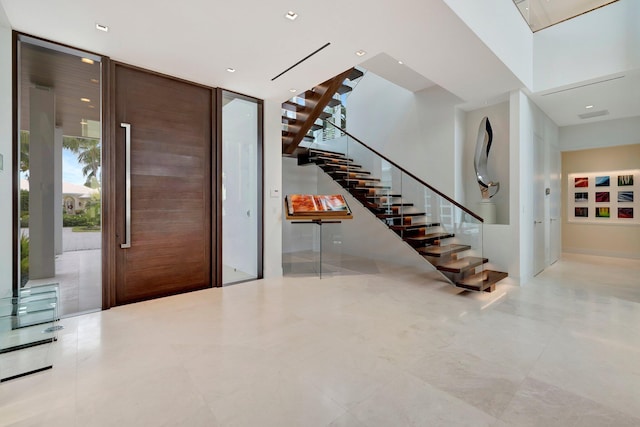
[270,188,280,198]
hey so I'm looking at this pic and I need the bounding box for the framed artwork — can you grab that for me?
[574,177,588,187]
[618,175,633,186]
[575,207,588,217]
[568,169,639,224]
[575,192,588,202]
[618,208,633,219]
[618,191,633,202]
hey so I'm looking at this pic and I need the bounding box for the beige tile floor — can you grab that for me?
[1,253,639,426]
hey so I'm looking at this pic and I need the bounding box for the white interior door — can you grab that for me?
[533,134,547,276]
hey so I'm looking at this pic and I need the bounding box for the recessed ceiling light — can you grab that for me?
[80,120,88,125]
[81,98,91,102]
[398,60,404,65]
[355,50,367,57]
[285,11,298,21]
[585,105,594,109]
[226,68,236,73]
[89,105,95,109]
[81,58,94,65]
[96,23,109,32]
[289,89,297,93]
[90,78,99,83]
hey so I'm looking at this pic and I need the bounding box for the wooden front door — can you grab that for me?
[113,64,213,305]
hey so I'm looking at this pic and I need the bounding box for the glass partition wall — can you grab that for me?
[15,35,103,316]
[220,91,263,285]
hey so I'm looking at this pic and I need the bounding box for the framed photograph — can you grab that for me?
[595,176,610,187]
[618,191,633,203]
[618,208,633,219]
[618,175,634,186]
[568,170,638,224]
[574,207,588,217]
[574,177,588,188]
[575,192,588,202]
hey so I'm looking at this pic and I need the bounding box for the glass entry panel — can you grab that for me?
[221,91,263,284]
[17,36,102,316]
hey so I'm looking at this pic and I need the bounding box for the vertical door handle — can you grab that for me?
[121,123,132,249]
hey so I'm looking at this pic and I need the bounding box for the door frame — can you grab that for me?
[215,89,264,286]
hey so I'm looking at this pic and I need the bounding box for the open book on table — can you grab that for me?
[285,194,352,216]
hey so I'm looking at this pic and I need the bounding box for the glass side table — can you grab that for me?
[0,283,59,382]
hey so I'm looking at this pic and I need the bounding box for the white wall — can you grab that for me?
[262,99,283,277]
[534,0,640,91]
[443,0,533,90]
[463,101,511,224]
[0,19,12,297]
[347,71,462,197]
[560,116,640,152]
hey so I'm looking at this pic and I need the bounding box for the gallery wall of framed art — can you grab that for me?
[568,169,639,225]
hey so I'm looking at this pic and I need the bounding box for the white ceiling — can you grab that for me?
[1,0,637,128]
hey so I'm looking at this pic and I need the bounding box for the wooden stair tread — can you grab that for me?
[337,177,380,182]
[352,185,391,190]
[282,101,306,112]
[327,170,372,177]
[419,244,470,257]
[390,222,440,231]
[314,158,360,167]
[376,212,426,219]
[378,202,414,207]
[309,148,347,157]
[455,270,508,292]
[364,194,402,199]
[347,68,364,81]
[436,257,488,273]
[311,153,352,161]
[405,232,454,243]
[336,84,353,95]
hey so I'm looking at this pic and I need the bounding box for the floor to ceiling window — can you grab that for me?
[220,90,263,284]
[16,35,103,316]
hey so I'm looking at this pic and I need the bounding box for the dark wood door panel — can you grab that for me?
[114,64,213,305]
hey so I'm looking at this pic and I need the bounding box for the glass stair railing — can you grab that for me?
[298,120,508,292]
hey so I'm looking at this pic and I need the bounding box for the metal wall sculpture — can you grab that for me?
[474,117,500,199]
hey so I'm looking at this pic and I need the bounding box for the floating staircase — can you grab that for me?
[282,68,364,155]
[298,145,508,292]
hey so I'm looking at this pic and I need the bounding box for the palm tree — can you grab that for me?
[20,132,101,187]
[74,138,101,187]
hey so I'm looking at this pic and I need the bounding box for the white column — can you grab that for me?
[28,86,56,279]
[54,127,63,255]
